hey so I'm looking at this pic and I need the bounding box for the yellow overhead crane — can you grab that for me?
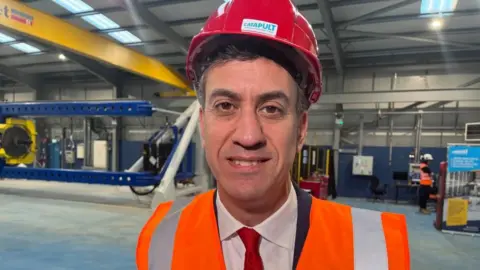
[0,0,194,95]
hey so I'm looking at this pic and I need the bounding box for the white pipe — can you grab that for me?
[153,102,197,145]
[169,101,198,130]
[126,101,197,172]
[153,107,182,116]
[152,101,200,207]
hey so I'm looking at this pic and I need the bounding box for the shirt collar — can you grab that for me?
[216,183,298,250]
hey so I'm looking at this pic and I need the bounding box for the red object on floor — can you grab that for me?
[299,176,329,200]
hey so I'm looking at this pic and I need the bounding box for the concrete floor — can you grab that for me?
[0,180,479,270]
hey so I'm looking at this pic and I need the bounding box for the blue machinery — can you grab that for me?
[0,100,206,208]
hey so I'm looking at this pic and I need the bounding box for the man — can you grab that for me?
[418,153,434,214]
[137,0,410,269]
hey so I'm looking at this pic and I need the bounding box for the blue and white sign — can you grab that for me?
[447,145,480,172]
[241,19,278,37]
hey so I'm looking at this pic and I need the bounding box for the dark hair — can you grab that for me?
[193,35,310,114]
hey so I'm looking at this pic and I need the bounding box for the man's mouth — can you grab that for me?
[227,158,270,167]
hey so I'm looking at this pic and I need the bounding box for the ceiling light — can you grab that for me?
[58,53,67,61]
[10,42,41,53]
[0,32,16,43]
[421,0,459,15]
[429,18,444,30]
[108,30,142,44]
[52,0,94,14]
[82,14,120,30]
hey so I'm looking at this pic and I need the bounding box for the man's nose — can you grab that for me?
[231,109,266,150]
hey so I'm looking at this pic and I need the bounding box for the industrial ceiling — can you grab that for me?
[0,0,478,88]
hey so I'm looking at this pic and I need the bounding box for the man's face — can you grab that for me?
[199,57,308,202]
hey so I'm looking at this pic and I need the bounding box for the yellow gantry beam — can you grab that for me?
[157,90,196,98]
[0,0,194,94]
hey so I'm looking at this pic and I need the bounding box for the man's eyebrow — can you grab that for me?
[257,91,290,106]
[208,88,241,104]
[208,89,291,106]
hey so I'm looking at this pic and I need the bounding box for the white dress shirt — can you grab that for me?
[216,184,298,270]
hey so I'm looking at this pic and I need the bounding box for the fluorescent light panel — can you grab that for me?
[10,42,41,53]
[0,32,16,43]
[82,13,120,30]
[420,0,459,14]
[52,0,143,44]
[52,0,94,14]
[108,30,142,44]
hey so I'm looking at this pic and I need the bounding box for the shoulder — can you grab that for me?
[309,197,351,216]
[155,189,214,212]
[308,198,410,267]
[150,190,216,223]
[309,198,408,229]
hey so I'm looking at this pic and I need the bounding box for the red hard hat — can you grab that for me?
[185,0,323,105]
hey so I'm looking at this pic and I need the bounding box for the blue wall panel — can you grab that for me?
[337,146,447,200]
[120,141,143,171]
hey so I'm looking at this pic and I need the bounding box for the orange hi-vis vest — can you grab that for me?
[419,163,433,186]
[137,185,410,270]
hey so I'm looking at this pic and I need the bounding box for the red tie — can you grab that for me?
[237,227,264,270]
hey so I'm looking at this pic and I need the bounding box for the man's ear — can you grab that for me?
[199,106,206,148]
[297,111,308,152]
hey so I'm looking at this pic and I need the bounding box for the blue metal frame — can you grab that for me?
[0,100,197,187]
[148,127,168,144]
[0,167,158,186]
[0,100,153,117]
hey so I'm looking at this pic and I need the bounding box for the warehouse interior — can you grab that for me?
[0,0,479,269]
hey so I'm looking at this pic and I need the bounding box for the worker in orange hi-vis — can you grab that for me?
[136,0,411,269]
[418,153,435,214]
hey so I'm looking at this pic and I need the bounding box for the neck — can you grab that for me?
[218,179,291,227]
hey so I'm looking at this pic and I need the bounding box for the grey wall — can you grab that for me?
[2,65,479,148]
[305,68,480,148]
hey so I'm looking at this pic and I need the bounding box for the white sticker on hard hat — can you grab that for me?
[241,19,278,37]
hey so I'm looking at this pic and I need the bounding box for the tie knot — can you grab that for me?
[237,227,261,251]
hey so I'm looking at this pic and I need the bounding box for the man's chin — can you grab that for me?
[223,183,268,201]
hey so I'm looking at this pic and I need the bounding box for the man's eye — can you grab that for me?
[260,106,282,114]
[215,102,234,111]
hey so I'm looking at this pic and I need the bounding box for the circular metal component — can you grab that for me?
[2,126,32,158]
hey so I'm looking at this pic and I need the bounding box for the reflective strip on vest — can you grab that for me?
[419,163,432,185]
[351,208,388,269]
[137,197,193,270]
[139,202,408,270]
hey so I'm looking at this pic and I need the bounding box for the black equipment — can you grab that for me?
[143,143,174,174]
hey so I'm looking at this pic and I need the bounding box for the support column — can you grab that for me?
[333,127,340,187]
[358,114,364,155]
[61,127,66,168]
[387,117,394,166]
[83,118,92,167]
[111,117,119,171]
[111,86,122,171]
[332,74,344,187]
[414,112,423,163]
